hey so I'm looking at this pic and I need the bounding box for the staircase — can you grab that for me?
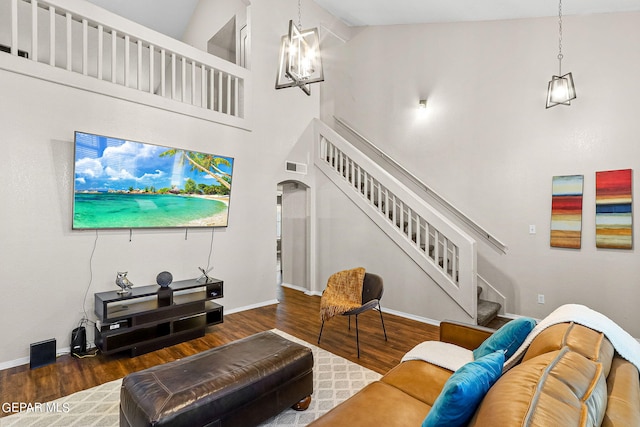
[314,119,479,320]
[313,119,505,325]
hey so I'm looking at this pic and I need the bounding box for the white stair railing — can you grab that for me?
[314,119,478,318]
[334,116,507,254]
[1,0,250,129]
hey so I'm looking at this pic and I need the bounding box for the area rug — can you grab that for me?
[0,330,381,427]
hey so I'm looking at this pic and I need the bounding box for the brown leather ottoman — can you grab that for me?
[119,331,313,427]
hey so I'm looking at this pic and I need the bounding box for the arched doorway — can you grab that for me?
[276,180,311,293]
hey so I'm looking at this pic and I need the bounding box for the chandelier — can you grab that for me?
[546,0,576,108]
[275,1,324,95]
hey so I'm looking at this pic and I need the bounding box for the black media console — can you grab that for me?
[94,278,223,356]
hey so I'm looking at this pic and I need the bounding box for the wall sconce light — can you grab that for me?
[546,0,576,108]
[418,99,427,109]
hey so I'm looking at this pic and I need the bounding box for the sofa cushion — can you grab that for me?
[307,381,429,427]
[523,322,614,376]
[473,317,536,360]
[602,356,640,427]
[382,360,454,407]
[422,350,505,427]
[471,347,608,426]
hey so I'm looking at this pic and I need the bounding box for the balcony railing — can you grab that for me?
[0,0,250,129]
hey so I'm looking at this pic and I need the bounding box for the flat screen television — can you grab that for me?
[73,131,234,229]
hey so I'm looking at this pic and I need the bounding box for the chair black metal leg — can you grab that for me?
[378,305,388,341]
[318,320,325,345]
[355,314,360,358]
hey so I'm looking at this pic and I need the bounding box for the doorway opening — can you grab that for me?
[276,181,310,293]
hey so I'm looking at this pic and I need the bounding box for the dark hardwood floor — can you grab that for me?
[0,286,440,417]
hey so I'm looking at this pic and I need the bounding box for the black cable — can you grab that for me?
[206,227,214,271]
[81,229,99,320]
[72,230,100,358]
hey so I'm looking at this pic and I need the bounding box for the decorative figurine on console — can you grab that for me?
[115,271,134,295]
[197,266,213,283]
[156,271,173,288]
[156,271,174,307]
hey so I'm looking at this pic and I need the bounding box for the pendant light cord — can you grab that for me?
[557,0,564,75]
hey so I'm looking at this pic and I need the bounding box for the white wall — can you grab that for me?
[0,70,262,365]
[183,0,247,57]
[322,12,640,336]
[0,0,340,367]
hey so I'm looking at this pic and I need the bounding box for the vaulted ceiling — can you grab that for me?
[86,0,640,39]
[313,0,640,26]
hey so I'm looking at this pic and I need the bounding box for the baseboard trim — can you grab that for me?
[380,307,440,327]
[224,299,280,315]
[501,312,543,321]
[281,282,308,294]
[0,356,29,371]
[280,282,321,296]
[0,347,71,371]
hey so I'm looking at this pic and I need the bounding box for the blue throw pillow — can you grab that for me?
[422,350,505,427]
[472,317,536,360]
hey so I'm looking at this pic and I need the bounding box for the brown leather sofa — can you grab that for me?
[309,320,640,426]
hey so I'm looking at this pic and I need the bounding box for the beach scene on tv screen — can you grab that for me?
[73,132,233,229]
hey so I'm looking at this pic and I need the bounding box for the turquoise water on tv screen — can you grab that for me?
[73,193,228,228]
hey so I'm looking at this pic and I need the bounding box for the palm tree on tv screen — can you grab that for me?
[159,149,232,190]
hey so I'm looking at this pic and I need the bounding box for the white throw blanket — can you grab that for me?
[401,341,473,372]
[504,304,640,371]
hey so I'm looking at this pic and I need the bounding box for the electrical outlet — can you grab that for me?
[537,294,545,304]
[529,225,536,234]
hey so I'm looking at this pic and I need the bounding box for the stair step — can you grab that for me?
[477,299,501,327]
[484,316,511,330]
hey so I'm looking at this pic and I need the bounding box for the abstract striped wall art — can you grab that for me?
[550,175,584,249]
[596,169,633,249]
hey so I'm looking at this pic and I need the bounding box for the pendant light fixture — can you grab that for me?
[546,0,576,108]
[275,0,324,96]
